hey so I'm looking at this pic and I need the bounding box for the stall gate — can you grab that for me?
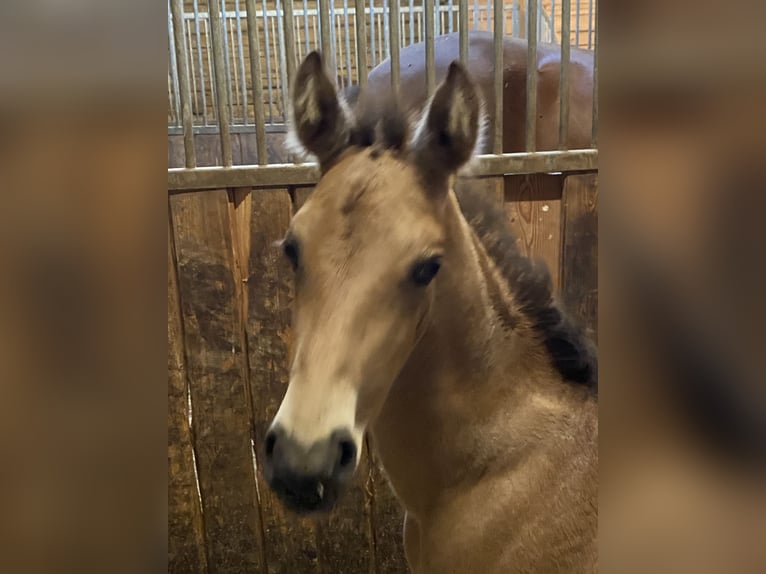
[168,1,598,572]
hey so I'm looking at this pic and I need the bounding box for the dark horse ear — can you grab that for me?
[411,62,482,184]
[289,51,351,169]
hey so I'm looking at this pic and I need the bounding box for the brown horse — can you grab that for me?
[345,31,594,152]
[262,51,598,573]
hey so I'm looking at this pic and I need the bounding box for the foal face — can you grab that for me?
[263,50,481,513]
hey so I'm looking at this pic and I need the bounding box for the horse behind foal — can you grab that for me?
[262,51,598,573]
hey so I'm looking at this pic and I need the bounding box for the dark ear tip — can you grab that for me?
[303,51,323,71]
[446,61,469,82]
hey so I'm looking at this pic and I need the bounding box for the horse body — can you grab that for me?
[264,46,597,573]
[359,31,595,152]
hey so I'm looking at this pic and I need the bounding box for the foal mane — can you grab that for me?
[327,95,598,393]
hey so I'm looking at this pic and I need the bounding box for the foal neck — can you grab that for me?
[371,188,582,516]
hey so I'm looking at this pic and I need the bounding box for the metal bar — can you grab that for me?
[168,123,295,136]
[245,0,268,164]
[186,18,199,125]
[526,0,538,152]
[261,0,274,122]
[208,0,233,165]
[591,7,598,146]
[410,0,416,45]
[330,1,338,76]
[538,0,543,41]
[448,0,454,33]
[355,0,368,89]
[459,0,468,63]
[228,4,241,117]
[425,0,435,96]
[558,0,570,149]
[168,150,599,191]
[473,0,478,31]
[511,0,518,37]
[369,1,376,67]
[343,0,353,86]
[282,0,297,91]
[220,0,234,124]
[193,1,208,126]
[234,0,248,124]
[389,0,400,93]
[319,0,333,72]
[170,0,196,167]
[576,0,580,47]
[384,0,390,59]
[493,0,503,154]
[167,3,181,126]
[275,0,289,122]
[551,0,556,42]
[377,4,384,63]
[335,10,344,86]
[587,0,593,49]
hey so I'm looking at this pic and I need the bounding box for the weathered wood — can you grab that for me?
[170,189,267,574]
[504,174,564,291]
[246,188,322,574]
[168,208,208,574]
[561,173,598,341]
[292,186,377,572]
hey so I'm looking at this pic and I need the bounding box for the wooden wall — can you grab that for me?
[167,137,597,572]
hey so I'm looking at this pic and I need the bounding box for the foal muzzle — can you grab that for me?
[262,425,358,513]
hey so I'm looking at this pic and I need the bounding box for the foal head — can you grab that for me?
[262,51,483,513]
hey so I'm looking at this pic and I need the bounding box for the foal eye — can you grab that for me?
[282,238,300,270]
[411,256,442,286]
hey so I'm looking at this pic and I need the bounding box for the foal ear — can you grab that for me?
[289,51,351,169]
[412,62,482,182]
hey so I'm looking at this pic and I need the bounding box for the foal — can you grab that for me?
[263,52,598,573]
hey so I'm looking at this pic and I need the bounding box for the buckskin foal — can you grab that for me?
[262,51,598,573]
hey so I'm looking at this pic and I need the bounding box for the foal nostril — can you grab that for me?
[338,439,357,469]
[264,427,282,463]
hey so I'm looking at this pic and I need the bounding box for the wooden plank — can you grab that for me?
[561,173,598,341]
[504,174,564,291]
[293,186,381,574]
[168,208,208,574]
[246,187,322,574]
[170,189,267,574]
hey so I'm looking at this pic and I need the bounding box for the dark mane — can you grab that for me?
[344,98,597,393]
[455,182,598,392]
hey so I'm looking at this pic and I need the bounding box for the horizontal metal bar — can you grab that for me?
[168,150,598,192]
[168,124,290,135]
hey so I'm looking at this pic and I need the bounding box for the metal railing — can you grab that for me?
[168,0,597,182]
[167,1,595,132]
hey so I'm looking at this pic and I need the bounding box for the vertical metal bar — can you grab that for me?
[526,0,538,151]
[493,0,503,154]
[228,3,241,116]
[389,0,400,94]
[261,0,274,122]
[303,0,310,55]
[168,2,181,126]
[209,0,233,165]
[537,0,543,41]
[282,0,297,91]
[558,0,570,149]
[425,0,435,96]
[575,0,580,47]
[330,1,338,77]
[377,6,384,62]
[459,0,468,63]
[511,0,518,37]
[204,19,218,119]
[591,7,598,146]
[245,0,268,164]
[473,0,479,31]
[355,0,368,89]
[193,1,208,125]
[186,17,200,124]
[410,0,416,45]
[274,0,289,121]
[448,0,454,34]
[311,13,318,51]
[486,0,491,32]
[384,0,390,60]
[369,1,376,67]
[344,0,353,85]
[220,0,234,124]
[319,0,334,72]
[171,0,196,167]
[234,0,248,124]
[551,0,556,43]
[587,0,593,49]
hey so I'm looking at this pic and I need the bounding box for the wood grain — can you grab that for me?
[561,173,598,341]
[168,208,208,574]
[171,189,267,574]
[504,174,564,291]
